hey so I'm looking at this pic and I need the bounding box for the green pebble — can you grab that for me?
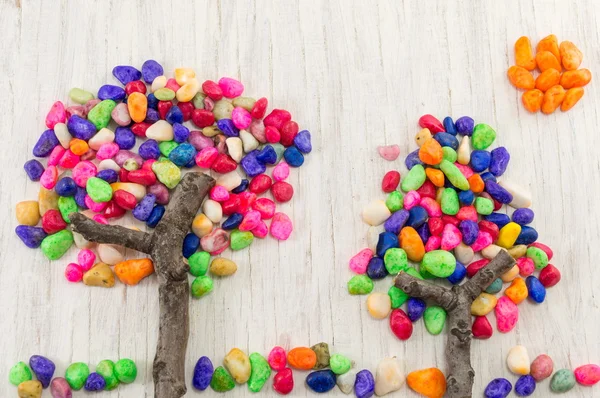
[159,140,179,157]
[329,353,351,375]
[383,248,408,274]
[191,275,214,297]
[41,229,73,260]
[192,92,206,109]
[401,164,426,192]
[385,191,404,212]
[230,230,254,251]
[485,278,503,294]
[550,369,576,392]
[270,143,285,163]
[9,362,32,386]
[69,88,95,104]
[420,266,437,279]
[405,267,424,280]
[474,197,494,215]
[527,247,549,270]
[87,99,116,130]
[152,160,181,189]
[65,362,90,390]
[388,285,409,308]
[58,195,78,223]
[472,123,496,150]
[154,88,176,101]
[114,358,137,384]
[442,147,457,163]
[232,97,256,111]
[311,342,331,370]
[188,251,210,276]
[347,275,374,295]
[213,100,234,120]
[210,366,235,392]
[439,160,469,191]
[440,188,459,215]
[248,352,271,392]
[86,177,113,203]
[96,360,119,390]
[423,306,446,335]
[421,250,457,278]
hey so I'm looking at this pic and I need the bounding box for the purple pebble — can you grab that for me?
[416,223,430,243]
[74,187,88,209]
[148,183,170,205]
[512,208,534,225]
[459,220,479,245]
[484,377,512,398]
[98,85,126,101]
[114,127,136,150]
[455,116,474,136]
[216,118,240,137]
[133,194,156,221]
[173,123,190,143]
[405,149,424,169]
[67,115,97,141]
[407,297,427,321]
[33,129,59,157]
[29,355,55,388]
[293,130,312,153]
[138,139,161,160]
[141,60,164,84]
[484,180,513,204]
[514,375,535,396]
[489,147,510,177]
[192,356,214,391]
[240,150,266,177]
[144,108,160,124]
[15,226,47,248]
[112,65,142,85]
[354,369,375,398]
[114,150,143,167]
[188,131,214,151]
[84,372,106,391]
[384,209,409,235]
[24,159,45,181]
[96,169,118,183]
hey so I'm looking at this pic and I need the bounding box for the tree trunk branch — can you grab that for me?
[461,250,515,300]
[70,213,152,253]
[394,273,457,310]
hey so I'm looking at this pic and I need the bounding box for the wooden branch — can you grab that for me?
[394,272,457,310]
[461,250,515,300]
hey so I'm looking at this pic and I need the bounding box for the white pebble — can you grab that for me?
[507,345,530,375]
[366,226,382,252]
[362,200,391,226]
[151,75,167,92]
[114,183,146,201]
[457,135,471,165]
[72,230,94,249]
[454,242,474,264]
[226,137,243,162]
[366,293,392,319]
[54,123,71,149]
[375,357,404,396]
[111,102,131,126]
[97,244,124,265]
[481,244,504,260]
[202,199,223,223]
[146,120,174,142]
[216,171,242,192]
[499,180,532,209]
[98,159,121,172]
[240,129,259,153]
[88,128,115,150]
[336,369,356,394]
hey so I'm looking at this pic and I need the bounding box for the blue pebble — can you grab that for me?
[24,159,45,181]
[146,205,165,228]
[459,220,479,245]
[407,298,427,321]
[173,123,190,143]
[306,370,337,393]
[29,355,55,388]
[526,276,546,303]
[284,146,305,167]
[515,226,538,245]
[240,150,266,177]
[98,84,126,101]
[166,105,184,125]
[74,187,88,209]
[231,179,249,193]
[96,169,118,184]
[470,150,491,172]
[479,171,497,183]
[217,119,239,137]
[84,372,106,391]
[484,378,512,398]
[184,157,196,169]
[33,129,59,157]
[192,356,213,391]
[114,127,136,150]
[132,194,156,221]
[485,278,503,294]
[256,145,278,165]
[433,132,459,150]
[443,116,457,135]
[489,147,510,177]
[455,116,474,136]
[376,232,399,257]
[67,115,97,141]
[512,208,534,225]
[484,213,511,229]
[145,108,160,124]
[55,177,78,196]
[384,209,409,235]
[15,226,47,248]
[485,181,513,204]
[406,206,428,229]
[514,375,536,396]
[416,222,430,243]
[458,190,475,205]
[139,139,161,160]
[447,261,467,284]
[112,65,142,85]
[147,92,159,110]
[141,60,164,84]
[222,213,244,230]
[405,149,424,169]
[366,257,388,280]
[354,369,375,398]
[169,143,196,167]
[182,233,200,258]
[293,130,312,153]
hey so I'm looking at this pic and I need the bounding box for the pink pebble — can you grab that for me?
[377,144,401,161]
[165,78,181,92]
[85,195,108,213]
[456,205,478,222]
[46,101,67,129]
[270,212,293,240]
[93,214,108,224]
[66,105,86,119]
[251,220,269,238]
[195,147,219,168]
[495,296,518,333]
[80,149,97,161]
[272,162,290,182]
[48,146,66,167]
[529,242,553,260]
[40,165,59,189]
[111,102,132,126]
[114,150,142,167]
[349,248,373,274]
[210,186,230,202]
[58,150,80,168]
[530,354,554,381]
[425,236,441,252]
[268,346,287,371]
[252,198,276,219]
[218,77,244,98]
[142,159,156,171]
[250,119,267,143]
[189,131,215,151]
[201,228,230,254]
[96,142,120,160]
[203,97,215,111]
[420,197,442,217]
[215,135,227,154]
[470,231,493,252]
[77,249,96,271]
[239,210,262,231]
[84,99,101,115]
[403,191,421,210]
[231,107,252,129]
[441,224,462,251]
[72,161,97,187]
[454,162,474,178]
[516,257,535,277]
[65,263,84,282]
[575,364,600,386]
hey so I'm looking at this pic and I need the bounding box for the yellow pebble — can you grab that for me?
[501,264,520,283]
[18,380,42,398]
[176,78,200,102]
[366,292,392,319]
[83,263,116,288]
[415,128,433,147]
[127,92,148,123]
[38,187,59,216]
[471,293,498,316]
[16,201,40,226]
[223,348,251,384]
[110,182,146,201]
[210,258,237,276]
[174,68,196,85]
[192,214,213,238]
[496,222,522,249]
[507,244,527,259]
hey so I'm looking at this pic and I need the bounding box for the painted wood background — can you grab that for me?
[1,0,599,396]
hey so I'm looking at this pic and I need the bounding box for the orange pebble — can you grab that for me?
[287,347,317,370]
[399,227,425,262]
[505,277,528,304]
[535,69,560,92]
[407,368,447,398]
[69,138,89,156]
[426,168,445,187]
[560,68,592,89]
[535,51,561,72]
[521,89,544,113]
[114,258,154,285]
[467,173,485,193]
[561,87,584,112]
[559,41,583,71]
[514,36,536,71]
[541,85,566,114]
[127,92,148,123]
[537,34,561,62]
[507,66,535,90]
[418,138,444,165]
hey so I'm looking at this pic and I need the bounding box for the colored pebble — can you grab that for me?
[401,164,426,191]
[472,315,493,339]
[377,144,400,161]
[574,364,600,386]
[421,250,456,277]
[495,296,518,332]
[50,377,72,398]
[84,372,106,391]
[41,229,73,260]
[287,347,317,370]
[211,366,235,392]
[530,354,553,381]
[406,368,446,398]
[374,357,404,396]
[95,360,119,390]
[29,355,55,388]
[354,369,375,398]
[9,362,32,386]
[306,370,336,393]
[311,342,330,370]
[65,362,90,390]
[223,348,251,384]
[484,378,512,398]
[526,275,546,303]
[423,306,446,335]
[268,346,287,371]
[526,246,548,269]
[18,380,42,398]
[507,345,530,375]
[407,297,427,321]
[329,353,352,375]
[191,275,213,297]
[273,368,294,395]
[389,308,412,340]
[514,375,536,396]
[193,356,214,391]
[551,369,576,392]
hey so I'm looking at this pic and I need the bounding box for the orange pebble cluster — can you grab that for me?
[508,35,591,114]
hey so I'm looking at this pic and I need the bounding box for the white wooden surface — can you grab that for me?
[1,0,600,396]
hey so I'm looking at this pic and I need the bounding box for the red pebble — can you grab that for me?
[271,181,294,203]
[516,257,535,277]
[201,80,223,101]
[131,122,151,137]
[222,194,241,215]
[574,364,600,386]
[252,198,276,219]
[472,315,493,339]
[428,217,444,236]
[125,80,146,95]
[211,154,237,174]
[273,368,294,395]
[238,192,257,214]
[119,168,129,182]
[142,159,156,171]
[478,220,499,242]
[529,242,553,260]
[539,264,561,287]
[382,171,401,193]
[58,150,80,168]
[165,78,180,92]
[158,100,173,120]
[418,114,445,133]
[441,215,460,227]
[104,201,126,219]
[178,101,194,121]
[416,180,436,199]
[251,97,268,119]
[389,308,412,340]
[265,126,281,143]
[466,259,490,278]
[263,109,292,130]
[249,174,272,194]
[113,190,137,210]
[191,109,215,128]
[456,205,477,222]
[280,121,299,147]
[42,209,67,234]
[127,169,157,186]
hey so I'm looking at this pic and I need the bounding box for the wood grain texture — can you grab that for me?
[1,0,599,396]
